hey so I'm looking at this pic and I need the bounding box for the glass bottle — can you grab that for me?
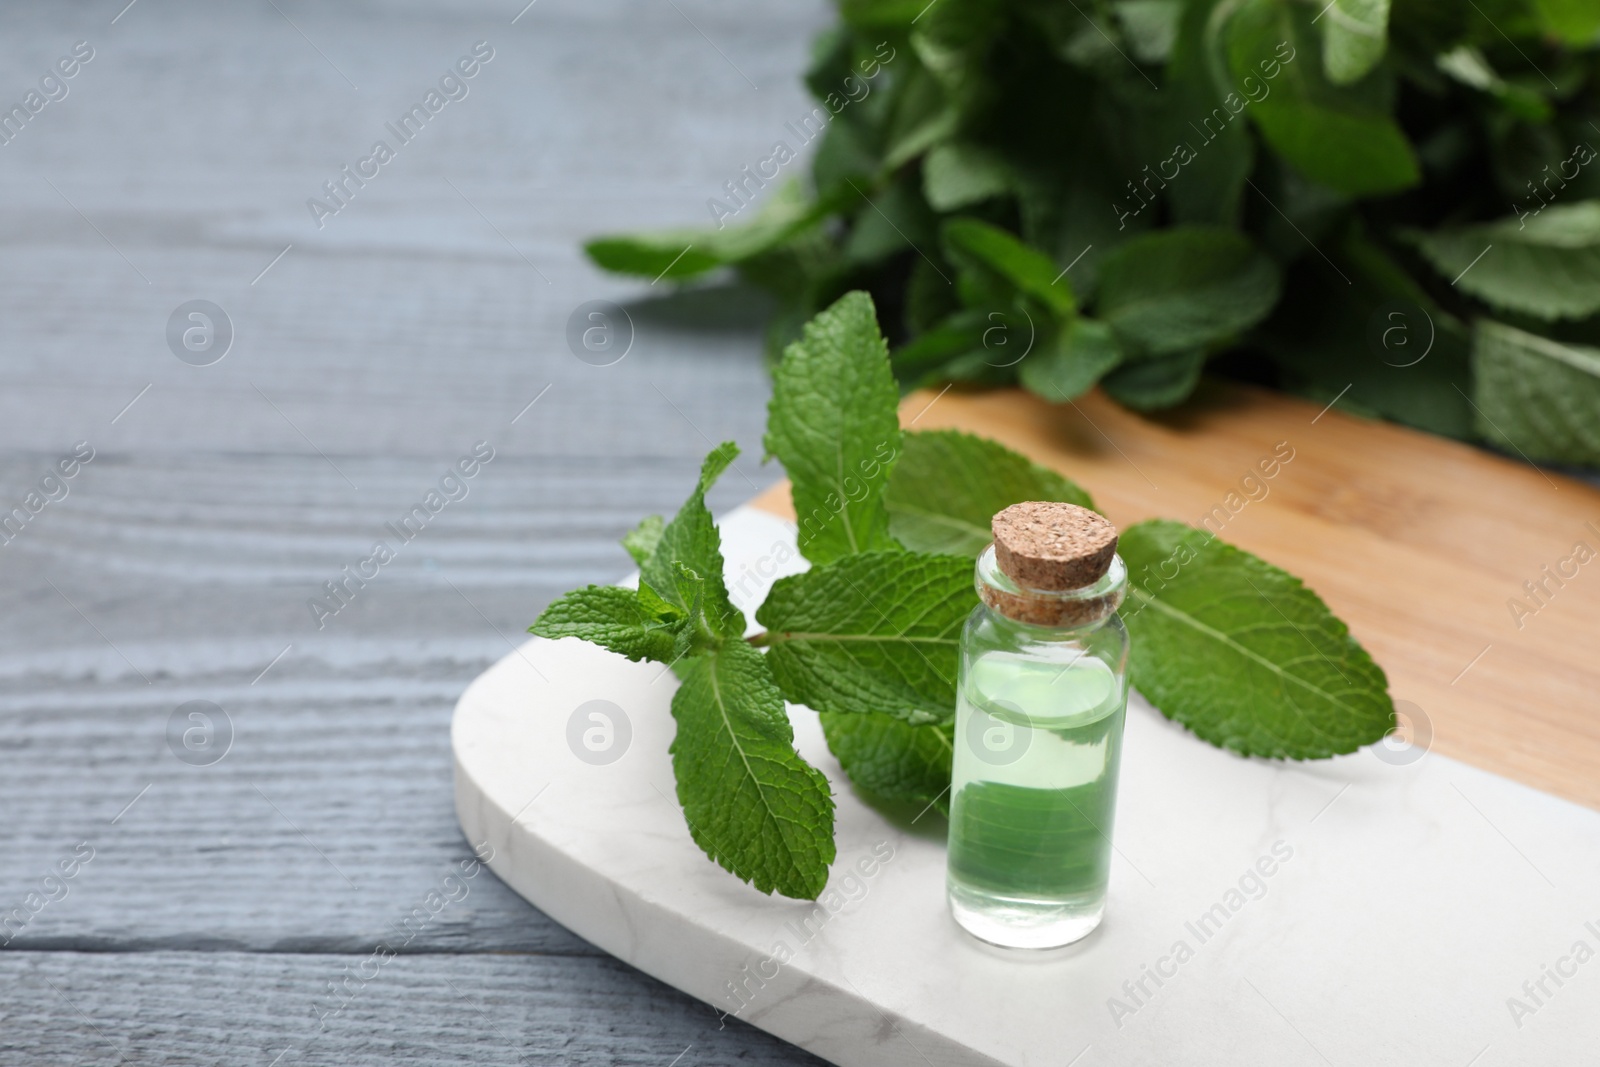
[946,503,1130,949]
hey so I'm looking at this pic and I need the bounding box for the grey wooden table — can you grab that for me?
[0,1,833,1062]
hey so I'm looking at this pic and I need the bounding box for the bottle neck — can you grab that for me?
[974,544,1126,632]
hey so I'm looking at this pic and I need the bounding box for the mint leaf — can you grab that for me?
[1120,520,1394,759]
[1259,112,1414,200]
[923,141,1012,211]
[820,712,953,814]
[1533,0,1600,43]
[942,218,1076,317]
[640,443,744,639]
[1095,228,1281,357]
[1320,0,1390,85]
[1410,203,1600,322]
[530,585,682,664]
[585,181,821,282]
[669,641,835,899]
[1472,320,1600,466]
[882,68,961,170]
[885,429,1095,556]
[839,0,924,29]
[766,291,903,564]
[1100,350,1206,411]
[1434,46,1551,122]
[622,515,664,568]
[1019,317,1125,402]
[1227,0,1419,196]
[755,550,974,722]
[909,0,1003,121]
[1116,0,1181,63]
[892,310,989,385]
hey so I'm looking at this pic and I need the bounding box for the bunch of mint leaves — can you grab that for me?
[531,292,1394,900]
[585,0,1600,467]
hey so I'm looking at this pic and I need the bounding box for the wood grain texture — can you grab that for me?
[0,0,822,1062]
[0,951,824,1066]
[750,384,1600,810]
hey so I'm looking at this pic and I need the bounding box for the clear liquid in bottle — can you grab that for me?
[947,638,1127,947]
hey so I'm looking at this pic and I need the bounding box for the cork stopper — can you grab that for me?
[991,502,1118,591]
[977,503,1123,627]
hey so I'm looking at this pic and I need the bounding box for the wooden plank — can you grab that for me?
[0,680,580,955]
[0,455,780,953]
[0,0,822,1060]
[0,950,826,1065]
[749,384,1600,810]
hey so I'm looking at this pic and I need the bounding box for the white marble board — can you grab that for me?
[453,506,1600,1066]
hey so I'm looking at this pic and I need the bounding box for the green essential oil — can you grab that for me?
[947,650,1127,948]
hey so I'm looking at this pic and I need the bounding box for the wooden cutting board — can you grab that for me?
[750,382,1600,811]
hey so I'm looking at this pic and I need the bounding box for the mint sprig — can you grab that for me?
[532,290,1394,900]
[582,0,1600,466]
